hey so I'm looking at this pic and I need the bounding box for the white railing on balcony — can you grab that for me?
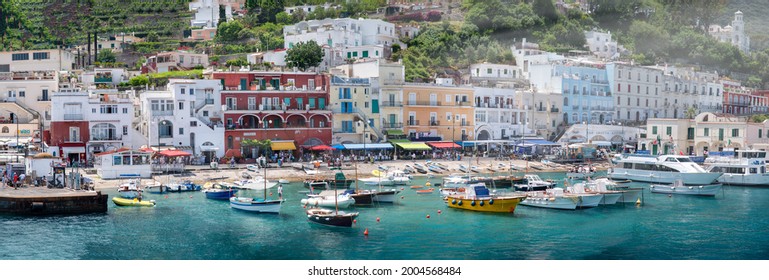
[63,114,83,120]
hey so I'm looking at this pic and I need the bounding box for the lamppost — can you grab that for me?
[14,115,18,162]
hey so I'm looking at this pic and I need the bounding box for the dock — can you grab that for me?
[0,186,108,215]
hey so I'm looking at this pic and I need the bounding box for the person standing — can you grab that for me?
[277,183,283,199]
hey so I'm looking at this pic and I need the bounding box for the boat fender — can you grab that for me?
[451,199,457,205]
[489,199,494,205]
[458,200,463,206]
[479,201,484,206]
[688,186,693,189]
[471,201,476,206]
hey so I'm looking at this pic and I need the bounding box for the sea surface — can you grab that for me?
[2,171,768,260]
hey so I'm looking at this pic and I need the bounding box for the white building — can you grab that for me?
[708,11,750,54]
[284,3,338,15]
[247,50,287,67]
[142,51,209,73]
[469,63,521,82]
[607,62,666,123]
[584,30,625,60]
[49,89,141,161]
[138,79,225,162]
[0,49,75,72]
[189,0,221,28]
[81,68,130,87]
[473,85,528,140]
[283,18,401,70]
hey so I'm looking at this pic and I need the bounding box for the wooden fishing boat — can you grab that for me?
[416,188,435,194]
[446,183,526,213]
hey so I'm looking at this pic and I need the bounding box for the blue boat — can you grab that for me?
[203,182,238,200]
[167,181,202,192]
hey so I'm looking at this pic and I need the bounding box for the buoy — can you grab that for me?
[401,187,405,191]
[353,219,357,224]
[364,228,369,236]
[426,214,430,219]
[437,210,442,214]
[270,192,273,196]
[401,196,405,199]
[164,195,168,199]
[303,205,306,208]
[635,198,641,205]
[376,217,380,222]
[425,182,431,187]
[189,196,193,198]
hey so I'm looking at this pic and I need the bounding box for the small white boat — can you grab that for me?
[458,164,469,173]
[572,181,622,205]
[514,174,555,191]
[593,178,643,203]
[233,176,278,190]
[470,166,480,173]
[519,187,603,210]
[372,188,401,203]
[650,180,722,196]
[300,191,356,208]
[230,197,284,213]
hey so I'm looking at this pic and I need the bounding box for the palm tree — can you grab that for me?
[684,106,697,119]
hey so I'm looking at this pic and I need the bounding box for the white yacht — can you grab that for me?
[608,154,722,185]
[704,150,769,186]
[513,174,555,191]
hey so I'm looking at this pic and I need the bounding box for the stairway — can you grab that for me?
[355,110,384,143]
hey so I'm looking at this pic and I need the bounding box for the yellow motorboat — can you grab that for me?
[446,183,525,213]
[112,197,156,207]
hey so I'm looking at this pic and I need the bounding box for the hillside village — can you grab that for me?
[2,0,769,179]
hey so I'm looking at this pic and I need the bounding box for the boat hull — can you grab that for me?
[300,196,355,208]
[446,196,524,213]
[609,169,722,185]
[519,196,577,210]
[204,189,237,200]
[650,184,722,196]
[717,174,769,186]
[576,194,603,208]
[112,197,155,207]
[349,192,376,205]
[599,192,623,205]
[229,197,283,213]
[306,209,359,227]
[372,189,400,203]
[144,186,168,194]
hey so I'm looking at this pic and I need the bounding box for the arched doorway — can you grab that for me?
[477,130,491,140]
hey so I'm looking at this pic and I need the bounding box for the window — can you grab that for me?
[158,121,173,138]
[11,53,29,61]
[122,108,128,114]
[179,127,184,135]
[704,128,709,136]
[18,90,24,97]
[69,127,80,142]
[666,127,672,135]
[203,111,209,117]
[189,88,195,95]
[760,129,763,139]
[123,125,128,135]
[1,127,7,133]
[652,126,658,134]
[32,52,49,60]
[487,68,492,74]
[100,105,118,114]
[181,88,186,95]
[92,108,97,113]
[732,128,739,137]
[179,102,184,110]
[687,128,694,140]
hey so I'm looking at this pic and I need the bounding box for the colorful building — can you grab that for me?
[210,71,332,157]
[402,79,474,142]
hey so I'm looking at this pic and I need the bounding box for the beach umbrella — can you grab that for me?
[308,145,336,151]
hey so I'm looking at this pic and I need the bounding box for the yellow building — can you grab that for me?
[402,79,475,141]
[329,76,382,144]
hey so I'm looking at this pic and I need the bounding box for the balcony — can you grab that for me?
[381,101,403,107]
[550,108,559,113]
[204,98,215,105]
[152,110,173,116]
[91,136,122,141]
[63,114,83,120]
[429,120,440,126]
[406,100,442,106]
[331,107,359,114]
[381,122,403,129]
[536,107,546,112]
[591,79,609,85]
[407,120,420,126]
[382,79,404,86]
[37,97,50,101]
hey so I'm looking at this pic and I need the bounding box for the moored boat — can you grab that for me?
[704,150,769,186]
[514,174,555,191]
[300,190,356,208]
[608,154,722,185]
[166,181,202,192]
[117,179,142,199]
[446,183,526,213]
[229,197,284,213]
[416,188,434,194]
[112,197,155,207]
[202,182,238,200]
[372,188,401,203]
[306,208,358,227]
[650,180,722,196]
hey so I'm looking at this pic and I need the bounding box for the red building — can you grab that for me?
[722,81,752,115]
[49,121,89,164]
[211,71,332,157]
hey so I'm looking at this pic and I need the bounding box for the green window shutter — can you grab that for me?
[372,99,379,114]
[318,98,326,109]
[362,51,369,58]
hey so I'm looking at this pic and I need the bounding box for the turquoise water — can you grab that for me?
[2,171,769,260]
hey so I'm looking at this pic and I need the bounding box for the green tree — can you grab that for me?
[129,75,149,86]
[275,12,293,25]
[216,20,244,42]
[225,57,249,67]
[285,40,324,71]
[533,0,559,24]
[97,49,117,63]
[146,31,159,42]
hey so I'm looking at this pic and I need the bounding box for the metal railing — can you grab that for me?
[381,101,403,107]
[407,120,420,126]
[429,120,440,126]
[406,100,442,106]
[381,122,403,128]
[152,110,173,116]
[63,114,83,120]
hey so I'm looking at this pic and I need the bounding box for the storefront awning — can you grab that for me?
[158,150,192,157]
[343,143,393,150]
[395,142,432,150]
[385,130,404,136]
[271,141,296,151]
[427,141,460,149]
[521,139,560,146]
[331,144,346,150]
